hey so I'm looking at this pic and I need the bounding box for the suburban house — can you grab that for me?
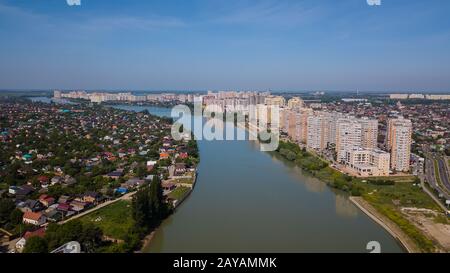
[159,152,170,160]
[82,192,100,204]
[18,199,44,213]
[39,194,55,207]
[15,228,46,252]
[70,200,87,212]
[104,170,123,180]
[122,178,145,189]
[174,163,187,176]
[22,211,47,226]
[162,181,176,191]
[58,195,71,204]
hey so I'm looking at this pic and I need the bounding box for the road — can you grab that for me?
[436,156,450,193]
[424,156,450,201]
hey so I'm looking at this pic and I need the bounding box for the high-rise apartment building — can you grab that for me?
[387,117,412,172]
[287,97,305,110]
[360,118,378,149]
[335,119,362,162]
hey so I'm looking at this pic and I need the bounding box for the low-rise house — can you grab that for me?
[57,203,70,213]
[83,192,100,204]
[178,152,188,159]
[45,210,63,222]
[63,175,77,186]
[51,176,63,185]
[147,161,157,172]
[58,195,71,204]
[115,187,128,195]
[23,211,46,226]
[37,176,49,187]
[104,171,123,180]
[19,199,44,213]
[15,228,46,252]
[70,200,87,212]
[10,185,34,199]
[39,194,55,207]
[175,163,187,176]
[9,186,20,195]
[123,178,145,189]
[162,181,176,191]
[159,152,169,160]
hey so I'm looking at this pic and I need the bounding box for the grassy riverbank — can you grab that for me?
[276,141,442,252]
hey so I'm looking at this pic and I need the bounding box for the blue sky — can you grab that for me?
[0,0,449,92]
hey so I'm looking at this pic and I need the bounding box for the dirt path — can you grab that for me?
[59,191,136,224]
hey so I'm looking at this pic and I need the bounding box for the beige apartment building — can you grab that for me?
[344,147,390,177]
[335,118,362,162]
[387,117,412,172]
[287,97,305,109]
[306,113,330,150]
[360,118,378,149]
[264,96,286,107]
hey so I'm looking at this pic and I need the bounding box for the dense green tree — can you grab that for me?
[149,175,167,220]
[9,209,23,226]
[0,198,15,224]
[131,176,168,230]
[23,236,48,253]
[79,223,103,253]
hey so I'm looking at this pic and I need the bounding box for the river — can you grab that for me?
[112,104,404,253]
[29,97,404,253]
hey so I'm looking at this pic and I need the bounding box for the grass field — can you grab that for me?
[366,176,416,183]
[434,159,443,186]
[169,186,191,201]
[173,177,195,184]
[78,200,134,240]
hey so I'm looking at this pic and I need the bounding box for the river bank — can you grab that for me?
[139,172,199,252]
[350,197,417,253]
[274,140,442,252]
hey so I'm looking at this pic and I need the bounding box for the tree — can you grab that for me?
[9,209,23,226]
[0,198,15,224]
[132,186,153,227]
[23,236,48,253]
[149,175,166,220]
[131,175,168,230]
[79,223,103,253]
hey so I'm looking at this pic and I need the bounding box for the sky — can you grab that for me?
[0,0,449,92]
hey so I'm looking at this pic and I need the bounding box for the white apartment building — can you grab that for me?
[344,148,390,177]
[335,118,362,162]
[307,114,329,150]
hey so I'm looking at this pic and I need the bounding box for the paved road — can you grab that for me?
[425,157,450,201]
[437,157,450,193]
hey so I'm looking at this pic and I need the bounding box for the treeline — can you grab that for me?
[276,141,364,196]
[105,175,171,252]
[22,220,104,253]
[277,141,328,171]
